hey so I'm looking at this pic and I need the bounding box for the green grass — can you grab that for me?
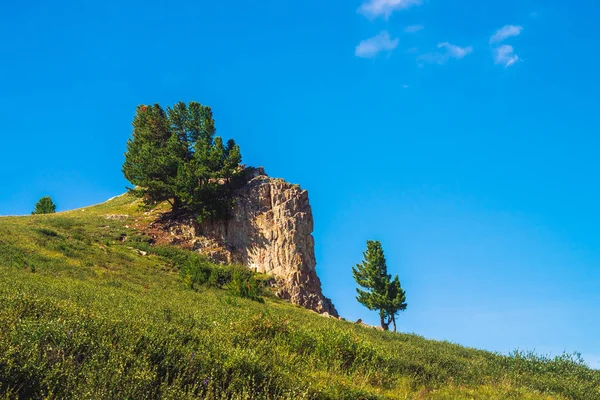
[0,195,598,399]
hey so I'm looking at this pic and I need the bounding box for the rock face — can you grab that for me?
[158,168,338,317]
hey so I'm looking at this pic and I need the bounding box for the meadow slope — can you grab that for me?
[0,195,598,399]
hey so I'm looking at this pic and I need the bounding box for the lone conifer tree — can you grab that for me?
[352,240,407,331]
[32,196,56,215]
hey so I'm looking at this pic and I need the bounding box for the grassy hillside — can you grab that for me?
[0,195,598,399]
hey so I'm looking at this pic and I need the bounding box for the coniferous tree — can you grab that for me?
[122,101,242,219]
[352,240,407,331]
[32,196,56,215]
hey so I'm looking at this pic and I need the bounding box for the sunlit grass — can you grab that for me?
[0,194,598,399]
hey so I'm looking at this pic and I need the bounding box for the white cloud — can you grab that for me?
[358,0,422,20]
[405,24,424,33]
[494,44,519,68]
[418,42,473,65]
[438,42,473,59]
[355,31,399,58]
[494,45,519,67]
[489,25,523,67]
[490,25,523,44]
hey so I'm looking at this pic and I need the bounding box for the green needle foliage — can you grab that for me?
[32,196,57,215]
[353,240,407,332]
[122,101,242,220]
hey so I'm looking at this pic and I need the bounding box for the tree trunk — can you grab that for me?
[380,312,389,331]
[391,314,397,332]
[172,197,182,212]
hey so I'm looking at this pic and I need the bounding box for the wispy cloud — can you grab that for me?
[418,42,473,65]
[493,45,519,67]
[439,42,473,59]
[405,24,424,33]
[490,25,523,44]
[358,0,422,20]
[355,31,400,58]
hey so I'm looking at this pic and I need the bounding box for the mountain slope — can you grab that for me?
[0,195,598,399]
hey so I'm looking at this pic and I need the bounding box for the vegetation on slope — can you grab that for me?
[122,101,242,219]
[31,196,57,215]
[353,240,407,332]
[0,195,598,399]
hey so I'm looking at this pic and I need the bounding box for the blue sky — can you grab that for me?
[1,0,599,368]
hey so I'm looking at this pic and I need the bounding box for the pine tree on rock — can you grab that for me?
[122,101,242,220]
[352,240,407,331]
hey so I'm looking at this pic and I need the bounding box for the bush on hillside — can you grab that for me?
[138,242,265,302]
[227,268,263,302]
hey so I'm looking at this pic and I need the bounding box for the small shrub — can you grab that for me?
[207,267,231,288]
[228,268,263,302]
[180,258,211,289]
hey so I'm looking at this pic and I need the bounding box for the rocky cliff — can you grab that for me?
[150,168,338,317]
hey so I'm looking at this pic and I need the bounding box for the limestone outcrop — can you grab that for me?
[149,168,338,317]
